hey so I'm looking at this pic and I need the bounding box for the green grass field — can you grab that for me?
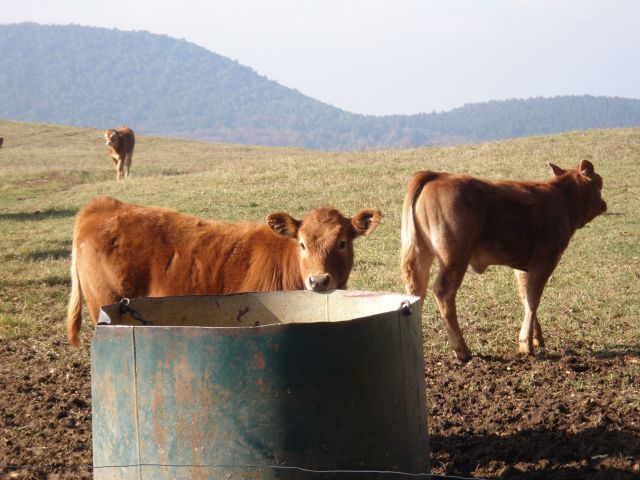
[0,119,638,359]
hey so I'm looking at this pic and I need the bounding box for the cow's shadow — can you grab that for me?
[0,208,77,222]
[591,346,640,359]
[23,240,72,261]
[476,345,640,363]
[431,426,639,479]
[1,239,72,263]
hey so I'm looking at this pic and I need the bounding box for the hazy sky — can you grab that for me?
[3,0,639,115]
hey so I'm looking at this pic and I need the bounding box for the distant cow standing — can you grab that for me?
[0,136,4,149]
[401,160,607,361]
[67,196,381,346]
[104,126,135,180]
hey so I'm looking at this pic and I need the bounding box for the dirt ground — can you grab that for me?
[1,337,638,479]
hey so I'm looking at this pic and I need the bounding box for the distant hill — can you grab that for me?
[2,23,640,150]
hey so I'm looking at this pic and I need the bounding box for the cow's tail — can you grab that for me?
[66,233,83,347]
[400,171,438,296]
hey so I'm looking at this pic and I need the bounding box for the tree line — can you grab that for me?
[1,23,639,150]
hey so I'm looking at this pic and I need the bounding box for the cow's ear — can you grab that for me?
[351,209,381,238]
[548,163,565,177]
[267,212,300,238]
[579,159,595,178]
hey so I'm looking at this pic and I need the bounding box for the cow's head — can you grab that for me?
[104,129,119,147]
[267,207,381,291]
[550,159,607,226]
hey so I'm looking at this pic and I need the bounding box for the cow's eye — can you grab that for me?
[339,240,347,250]
[300,242,306,251]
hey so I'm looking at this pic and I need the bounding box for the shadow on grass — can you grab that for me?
[476,344,640,363]
[0,208,77,222]
[593,346,640,359]
[2,240,72,262]
[431,426,639,479]
[23,245,72,261]
[0,275,69,288]
[158,168,185,176]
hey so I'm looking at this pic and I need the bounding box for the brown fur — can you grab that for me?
[67,196,381,346]
[0,136,3,149]
[401,160,607,361]
[104,126,135,180]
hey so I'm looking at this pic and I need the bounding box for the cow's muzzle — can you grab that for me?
[307,273,332,292]
[600,200,607,214]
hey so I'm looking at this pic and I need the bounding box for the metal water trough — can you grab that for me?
[91,290,429,479]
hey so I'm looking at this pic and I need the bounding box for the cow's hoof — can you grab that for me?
[454,349,472,363]
[518,341,535,356]
[533,338,546,348]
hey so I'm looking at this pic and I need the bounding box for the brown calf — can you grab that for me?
[67,196,381,346]
[104,126,135,180]
[401,160,607,361]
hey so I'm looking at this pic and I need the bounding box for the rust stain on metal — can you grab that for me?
[165,350,176,362]
[254,351,266,370]
[99,371,119,433]
[174,354,196,445]
[151,368,169,467]
[236,307,250,322]
[191,424,205,479]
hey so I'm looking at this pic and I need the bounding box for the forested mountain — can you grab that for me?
[2,23,640,149]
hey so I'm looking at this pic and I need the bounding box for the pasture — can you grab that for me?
[0,119,638,478]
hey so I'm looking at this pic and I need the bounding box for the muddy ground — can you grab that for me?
[1,337,638,479]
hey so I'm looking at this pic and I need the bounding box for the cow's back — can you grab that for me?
[74,197,164,305]
[76,197,211,299]
[116,126,135,155]
[472,179,573,268]
[412,172,572,272]
[73,197,302,316]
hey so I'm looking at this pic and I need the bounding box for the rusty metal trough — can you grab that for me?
[91,290,429,479]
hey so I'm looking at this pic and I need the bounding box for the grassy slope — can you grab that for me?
[0,119,638,362]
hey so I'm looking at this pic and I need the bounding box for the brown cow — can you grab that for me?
[67,196,381,346]
[401,160,606,361]
[104,126,135,180]
[0,136,4,149]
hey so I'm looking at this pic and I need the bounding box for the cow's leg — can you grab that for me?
[116,158,124,180]
[84,288,112,324]
[124,154,131,178]
[404,250,434,304]
[516,268,552,355]
[514,270,545,348]
[110,156,117,177]
[433,264,471,361]
[77,262,119,324]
